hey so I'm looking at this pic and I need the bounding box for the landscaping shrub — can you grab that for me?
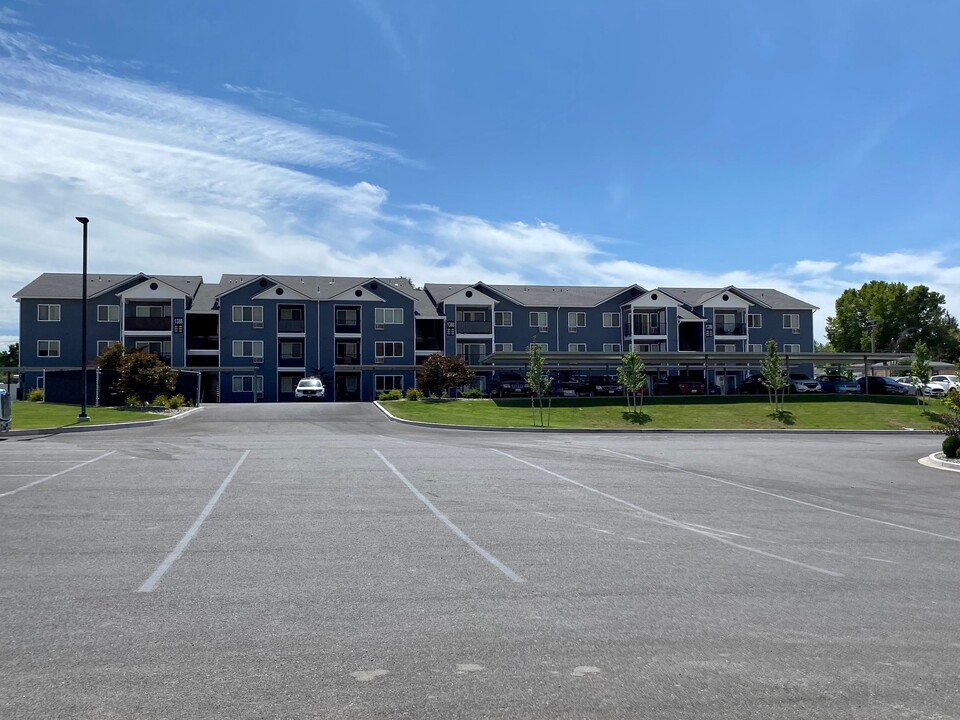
[151,395,169,408]
[166,394,187,409]
[461,387,484,399]
[125,394,142,407]
[377,389,403,401]
[405,388,423,401]
[943,435,960,459]
[26,387,43,402]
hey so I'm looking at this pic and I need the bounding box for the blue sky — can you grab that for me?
[2,0,959,347]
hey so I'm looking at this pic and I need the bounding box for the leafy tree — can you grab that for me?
[0,342,19,368]
[825,281,960,359]
[910,340,932,407]
[416,354,474,398]
[617,351,647,414]
[95,344,177,404]
[813,340,834,353]
[760,339,788,413]
[525,342,552,427]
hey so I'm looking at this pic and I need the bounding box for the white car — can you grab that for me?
[294,377,325,400]
[894,376,946,397]
[929,375,960,393]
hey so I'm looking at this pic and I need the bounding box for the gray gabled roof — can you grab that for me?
[424,282,644,308]
[13,273,203,300]
[218,275,442,318]
[660,287,818,311]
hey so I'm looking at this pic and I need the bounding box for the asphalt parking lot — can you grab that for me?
[2,404,959,719]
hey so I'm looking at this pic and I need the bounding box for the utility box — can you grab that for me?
[0,388,10,432]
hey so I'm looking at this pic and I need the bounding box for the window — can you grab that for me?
[136,305,171,317]
[603,343,622,353]
[38,304,60,322]
[279,307,303,321]
[97,305,120,322]
[631,342,663,352]
[633,312,661,334]
[494,343,513,352]
[529,312,548,328]
[232,375,263,394]
[457,343,486,361]
[528,342,548,352]
[97,340,117,355]
[232,340,264,358]
[375,375,404,392]
[568,343,586,352]
[603,312,620,327]
[716,313,736,331]
[280,341,303,359]
[336,341,359,363]
[135,340,171,357]
[375,307,404,325]
[748,344,764,353]
[494,311,512,327]
[748,314,762,328]
[232,306,263,324]
[280,376,299,393]
[567,312,586,328]
[715,343,736,352]
[783,343,800,353]
[375,341,403,360]
[456,310,486,322]
[783,314,800,329]
[336,307,358,326]
[37,340,60,357]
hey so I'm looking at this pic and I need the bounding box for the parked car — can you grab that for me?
[294,377,325,400]
[489,372,531,398]
[857,376,908,395]
[653,375,706,396]
[787,374,821,393]
[894,376,946,397]
[574,375,623,396]
[737,374,770,394]
[815,375,860,394]
[929,375,960,393]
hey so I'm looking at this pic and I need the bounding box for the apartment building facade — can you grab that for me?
[15,273,817,402]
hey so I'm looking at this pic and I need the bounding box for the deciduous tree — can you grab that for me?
[617,351,647,414]
[416,354,474,398]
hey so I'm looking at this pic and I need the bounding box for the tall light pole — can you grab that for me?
[76,217,90,421]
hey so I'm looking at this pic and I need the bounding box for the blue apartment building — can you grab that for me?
[14,273,818,402]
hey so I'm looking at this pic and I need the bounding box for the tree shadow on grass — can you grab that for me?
[768,409,796,425]
[621,410,652,425]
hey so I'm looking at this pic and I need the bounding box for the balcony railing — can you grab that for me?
[626,324,666,336]
[715,324,747,336]
[125,317,171,331]
[187,338,219,351]
[457,321,492,334]
[459,353,485,365]
[335,323,361,334]
[278,319,305,333]
[336,354,360,365]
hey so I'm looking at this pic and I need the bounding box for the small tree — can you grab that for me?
[525,342,552,427]
[760,339,788,413]
[416,354,474,398]
[911,340,932,407]
[0,342,19,368]
[617,351,647,414]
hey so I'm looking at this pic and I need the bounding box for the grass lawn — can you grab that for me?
[380,395,944,431]
[6,401,176,431]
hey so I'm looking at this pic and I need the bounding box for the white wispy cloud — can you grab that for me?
[353,0,411,71]
[788,259,839,275]
[847,250,945,276]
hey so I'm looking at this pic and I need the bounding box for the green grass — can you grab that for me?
[380,395,945,431]
[6,401,175,430]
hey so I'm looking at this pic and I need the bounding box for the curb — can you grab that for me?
[371,402,938,435]
[0,406,202,438]
[918,452,960,473]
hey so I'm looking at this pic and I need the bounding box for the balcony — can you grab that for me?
[459,353,486,365]
[335,323,361,334]
[125,317,171,332]
[278,319,305,333]
[336,354,360,365]
[187,337,219,351]
[715,324,747,336]
[457,320,492,334]
[626,324,666,337]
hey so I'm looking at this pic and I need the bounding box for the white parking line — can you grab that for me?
[374,450,525,583]
[493,449,842,578]
[138,450,251,593]
[600,447,960,544]
[0,451,116,498]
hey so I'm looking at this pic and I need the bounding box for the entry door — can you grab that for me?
[336,373,361,401]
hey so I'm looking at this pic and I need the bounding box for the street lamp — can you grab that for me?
[76,216,90,421]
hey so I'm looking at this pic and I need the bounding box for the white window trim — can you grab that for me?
[375,341,403,359]
[280,341,303,359]
[232,375,264,394]
[748,344,764,353]
[602,313,620,328]
[37,304,61,322]
[783,314,800,329]
[232,305,264,324]
[232,340,264,358]
[783,343,801,353]
[603,343,622,352]
[529,312,548,328]
[375,307,404,324]
[567,312,586,328]
[567,343,586,352]
[494,343,513,352]
[748,314,762,328]
[494,311,513,327]
[97,305,120,323]
[375,375,404,392]
[715,343,736,352]
[37,339,60,357]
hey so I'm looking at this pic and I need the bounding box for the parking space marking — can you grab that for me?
[494,449,843,578]
[138,450,250,593]
[600,447,960,544]
[374,450,525,584]
[0,451,116,499]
